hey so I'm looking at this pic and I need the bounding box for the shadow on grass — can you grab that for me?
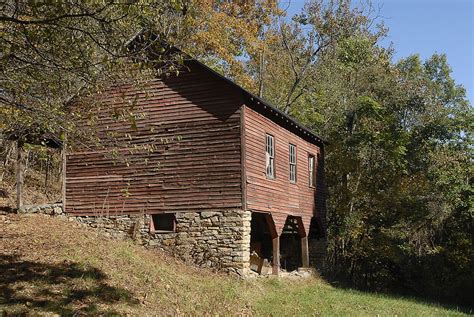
[324,276,473,315]
[0,254,138,315]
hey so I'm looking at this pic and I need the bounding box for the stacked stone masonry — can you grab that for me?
[18,204,327,275]
[19,203,64,216]
[73,211,252,276]
[19,204,251,276]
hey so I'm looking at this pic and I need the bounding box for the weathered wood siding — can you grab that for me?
[243,105,325,234]
[66,62,243,216]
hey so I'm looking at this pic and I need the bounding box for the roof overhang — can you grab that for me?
[128,30,328,147]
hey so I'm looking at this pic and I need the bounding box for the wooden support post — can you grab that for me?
[301,235,309,268]
[15,140,24,210]
[295,216,311,268]
[272,235,280,276]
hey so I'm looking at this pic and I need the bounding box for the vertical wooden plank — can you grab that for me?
[272,235,280,276]
[301,235,309,268]
[295,216,310,268]
[61,138,67,212]
[15,140,23,209]
[240,105,247,211]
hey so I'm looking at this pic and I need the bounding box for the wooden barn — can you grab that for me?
[65,43,327,276]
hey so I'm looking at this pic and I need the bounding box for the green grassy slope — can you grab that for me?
[0,214,470,316]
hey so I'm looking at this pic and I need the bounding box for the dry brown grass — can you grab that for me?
[0,213,258,315]
[1,214,469,316]
[1,168,61,209]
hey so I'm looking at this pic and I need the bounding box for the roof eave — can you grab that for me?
[126,31,329,146]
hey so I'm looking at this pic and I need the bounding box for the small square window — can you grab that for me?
[150,213,176,233]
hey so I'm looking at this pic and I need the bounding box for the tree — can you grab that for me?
[0,0,280,143]
[243,0,472,304]
[0,0,280,208]
[246,0,386,114]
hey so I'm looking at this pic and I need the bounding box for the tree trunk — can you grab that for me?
[258,49,265,98]
[0,141,13,184]
[44,154,49,193]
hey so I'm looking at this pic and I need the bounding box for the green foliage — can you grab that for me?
[0,0,280,146]
[245,0,473,307]
[0,1,188,146]
[323,38,472,306]
[1,0,471,308]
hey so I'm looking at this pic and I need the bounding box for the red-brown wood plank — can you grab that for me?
[66,63,243,215]
[243,105,324,234]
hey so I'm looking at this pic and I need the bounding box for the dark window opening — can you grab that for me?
[150,213,176,233]
[250,212,273,274]
[280,216,302,271]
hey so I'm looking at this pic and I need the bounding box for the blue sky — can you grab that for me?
[281,0,474,104]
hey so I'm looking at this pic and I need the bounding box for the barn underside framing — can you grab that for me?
[249,211,320,276]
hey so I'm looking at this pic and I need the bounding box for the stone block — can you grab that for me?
[25,206,252,276]
[53,206,63,215]
[200,211,221,219]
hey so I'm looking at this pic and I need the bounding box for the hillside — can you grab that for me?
[0,213,470,316]
[0,161,62,210]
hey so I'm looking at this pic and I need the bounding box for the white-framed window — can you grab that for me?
[289,143,297,183]
[265,134,275,179]
[308,154,316,187]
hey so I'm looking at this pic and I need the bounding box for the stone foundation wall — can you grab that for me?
[19,204,252,276]
[74,210,251,275]
[18,204,323,275]
[147,210,251,275]
[18,203,64,216]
